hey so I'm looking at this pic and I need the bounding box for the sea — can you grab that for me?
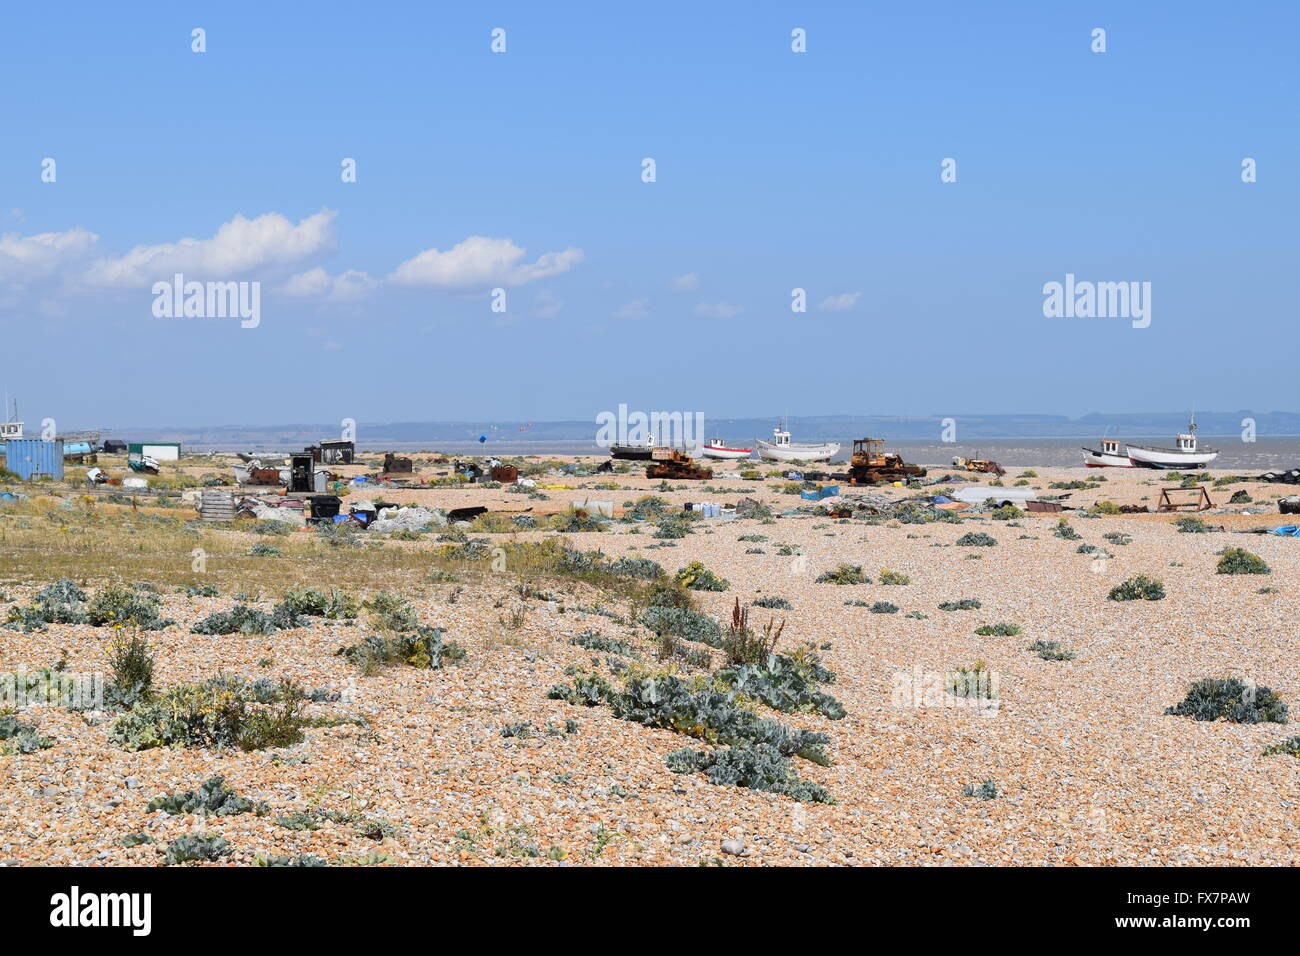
[296,436,1300,471]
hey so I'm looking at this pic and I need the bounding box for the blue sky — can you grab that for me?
[1,1,1296,429]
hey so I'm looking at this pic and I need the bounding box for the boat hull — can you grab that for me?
[755,440,839,463]
[1082,448,1138,468]
[608,444,654,460]
[701,444,753,460]
[1126,444,1219,469]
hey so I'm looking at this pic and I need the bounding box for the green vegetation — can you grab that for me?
[815,564,869,585]
[974,622,1022,636]
[1216,548,1271,575]
[1028,640,1076,661]
[1108,575,1166,601]
[110,677,312,752]
[1165,677,1287,724]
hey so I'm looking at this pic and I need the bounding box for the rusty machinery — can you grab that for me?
[645,447,713,480]
[953,455,1006,477]
[847,438,927,485]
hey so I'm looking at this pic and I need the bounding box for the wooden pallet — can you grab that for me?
[199,491,235,521]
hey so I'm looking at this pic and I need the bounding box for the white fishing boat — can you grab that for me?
[755,423,839,463]
[1125,415,1219,469]
[700,437,753,460]
[1082,437,1137,468]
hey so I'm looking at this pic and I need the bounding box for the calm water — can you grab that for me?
[211,435,1300,470]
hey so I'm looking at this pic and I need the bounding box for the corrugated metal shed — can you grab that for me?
[2,439,65,480]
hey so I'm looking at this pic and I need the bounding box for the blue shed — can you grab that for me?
[2,439,65,480]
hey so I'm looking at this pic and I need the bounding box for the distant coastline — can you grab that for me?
[144,435,1300,470]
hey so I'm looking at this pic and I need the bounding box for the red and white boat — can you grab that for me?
[701,437,753,460]
[1082,437,1137,468]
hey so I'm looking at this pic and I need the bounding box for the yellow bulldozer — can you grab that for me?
[846,438,927,485]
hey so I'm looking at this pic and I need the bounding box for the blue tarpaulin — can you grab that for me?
[800,485,841,501]
[1268,525,1300,537]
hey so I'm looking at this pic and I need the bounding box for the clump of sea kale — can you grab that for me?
[547,672,831,765]
[192,602,302,635]
[1215,548,1270,575]
[974,622,1022,636]
[626,495,670,519]
[0,713,54,754]
[938,598,982,611]
[1052,519,1081,540]
[163,834,232,865]
[363,591,419,631]
[653,516,691,539]
[960,779,999,800]
[570,630,635,656]
[878,569,911,585]
[1174,516,1208,533]
[956,532,996,547]
[147,776,267,817]
[675,562,730,592]
[665,743,832,803]
[185,584,220,597]
[86,584,176,630]
[109,677,310,752]
[337,626,467,672]
[638,606,721,646]
[815,564,869,585]
[1262,737,1300,757]
[1028,640,1076,661]
[281,587,360,620]
[255,853,328,867]
[870,601,899,614]
[559,549,664,581]
[752,596,792,609]
[4,579,89,630]
[1108,575,1165,601]
[713,649,845,720]
[1165,678,1288,724]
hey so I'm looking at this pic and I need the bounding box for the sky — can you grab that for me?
[1,1,1296,430]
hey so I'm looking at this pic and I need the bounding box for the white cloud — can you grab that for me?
[82,210,337,288]
[389,236,584,289]
[284,266,377,301]
[615,298,650,320]
[817,292,862,312]
[0,227,98,281]
[670,272,700,291]
[694,301,744,319]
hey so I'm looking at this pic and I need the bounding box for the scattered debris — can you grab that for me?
[952,456,1006,477]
